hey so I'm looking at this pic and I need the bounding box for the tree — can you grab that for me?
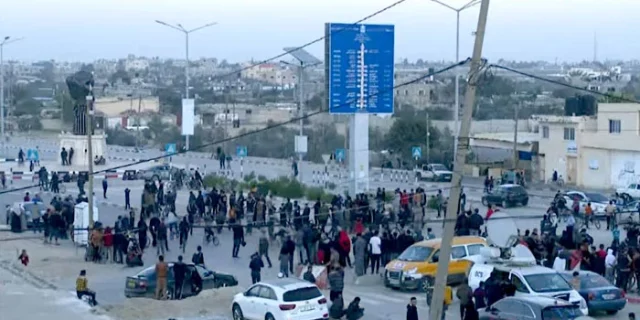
[17,117,42,131]
[13,98,42,116]
[80,64,95,73]
[157,88,182,114]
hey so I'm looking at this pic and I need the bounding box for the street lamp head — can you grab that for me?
[3,36,9,41]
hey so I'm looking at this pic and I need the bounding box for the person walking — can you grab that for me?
[179,217,190,253]
[258,230,272,268]
[456,278,472,319]
[279,245,290,277]
[155,255,168,300]
[232,222,244,258]
[102,179,108,199]
[249,252,264,284]
[192,245,205,266]
[68,147,74,165]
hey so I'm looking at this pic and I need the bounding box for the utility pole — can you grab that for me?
[0,36,24,145]
[136,95,142,150]
[513,103,519,169]
[426,112,430,163]
[428,1,490,320]
[86,86,95,227]
[297,61,304,170]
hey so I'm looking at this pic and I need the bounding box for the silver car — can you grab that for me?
[140,164,179,181]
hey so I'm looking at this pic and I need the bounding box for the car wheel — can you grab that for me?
[416,173,422,180]
[419,276,434,292]
[232,304,244,320]
[522,199,529,206]
[606,310,618,315]
[502,200,508,208]
[152,174,159,181]
[265,314,276,320]
[481,198,488,206]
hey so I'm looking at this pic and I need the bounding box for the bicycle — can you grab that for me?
[584,214,601,230]
[203,227,220,246]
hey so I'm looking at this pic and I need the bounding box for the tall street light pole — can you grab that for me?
[155,20,217,152]
[0,36,24,143]
[431,0,480,162]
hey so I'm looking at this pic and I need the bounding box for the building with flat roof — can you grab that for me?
[536,102,640,189]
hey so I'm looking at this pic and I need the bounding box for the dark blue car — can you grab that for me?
[560,271,626,315]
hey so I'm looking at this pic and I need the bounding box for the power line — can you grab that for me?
[0,60,470,195]
[210,0,410,81]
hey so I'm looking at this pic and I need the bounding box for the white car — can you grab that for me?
[231,278,328,320]
[414,163,452,182]
[563,190,609,215]
[468,263,588,316]
[616,183,640,199]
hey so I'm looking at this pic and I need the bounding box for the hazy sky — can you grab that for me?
[1,0,638,63]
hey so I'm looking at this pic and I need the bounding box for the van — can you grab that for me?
[383,236,487,291]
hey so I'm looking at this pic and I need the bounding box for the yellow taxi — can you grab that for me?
[383,236,487,291]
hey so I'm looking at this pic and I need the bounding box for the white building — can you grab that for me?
[537,102,640,189]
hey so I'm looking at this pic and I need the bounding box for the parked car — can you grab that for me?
[481,184,529,208]
[616,183,640,200]
[478,296,584,320]
[231,278,328,320]
[124,263,237,299]
[563,191,609,216]
[559,271,626,315]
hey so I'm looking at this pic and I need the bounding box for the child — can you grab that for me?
[18,249,29,266]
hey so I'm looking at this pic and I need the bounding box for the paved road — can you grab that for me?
[0,177,636,319]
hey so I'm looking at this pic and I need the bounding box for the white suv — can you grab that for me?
[231,278,329,320]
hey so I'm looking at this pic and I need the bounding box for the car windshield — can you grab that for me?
[397,246,433,262]
[560,273,611,289]
[137,267,156,279]
[282,287,322,302]
[524,273,572,293]
[541,306,583,319]
[585,192,608,203]
[431,164,447,171]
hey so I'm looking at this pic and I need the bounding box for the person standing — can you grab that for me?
[173,255,187,300]
[328,264,344,301]
[353,233,366,284]
[179,217,190,253]
[456,278,472,319]
[258,229,272,268]
[249,252,264,284]
[124,188,131,209]
[368,230,382,274]
[137,218,147,253]
[279,245,290,277]
[102,179,108,199]
[155,255,168,300]
[68,147,74,165]
[61,148,68,166]
[406,297,418,320]
[156,219,169,256]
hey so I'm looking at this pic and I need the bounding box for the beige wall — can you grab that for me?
[538,121,580,183]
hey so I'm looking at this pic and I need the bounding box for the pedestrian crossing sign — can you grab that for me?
[236,146,248,158]
[27,149,39,161]
[165,143,177,154]
[412,146,422,159]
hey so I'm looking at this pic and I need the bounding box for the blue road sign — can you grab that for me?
[325,23,395,114]
[412,147,422,159]
[236,146,248,158]
[27,149,39,161]
[165,143,177,154]
[335,148,346,162]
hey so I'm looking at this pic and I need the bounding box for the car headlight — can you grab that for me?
[406,267,418,274]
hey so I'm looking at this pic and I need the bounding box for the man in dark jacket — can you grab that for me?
[232,223,244,258]
[406,297,418,320]
[468,208,484,236]
[258,230,272,268]
[328,265,345,301]
[173,255,187,299]
[249,252,264,284]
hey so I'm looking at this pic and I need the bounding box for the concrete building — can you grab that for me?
[536,103,640,189]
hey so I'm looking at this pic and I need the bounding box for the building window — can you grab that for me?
[609,119,621,134]
[404,90,409,96]
[542,126,549,139]
[563,127,575,141]
[418,90,425,96]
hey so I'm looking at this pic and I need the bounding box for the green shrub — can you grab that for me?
[257,175,267,182]
[243,171,256,183]
[306,187,325,201]
[427,195,440,210]
[327,182,337,190]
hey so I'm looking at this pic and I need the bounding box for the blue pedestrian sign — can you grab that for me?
[165,143,177,154]
[335,148,346,162]
[412,147,422,160]
[27,149,39,161]
[236,146,248,158]
[325,23,395,114]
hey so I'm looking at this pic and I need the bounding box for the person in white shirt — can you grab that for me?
[605,249,616,283]
[368,231,382,274]
[605,200,616,230]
